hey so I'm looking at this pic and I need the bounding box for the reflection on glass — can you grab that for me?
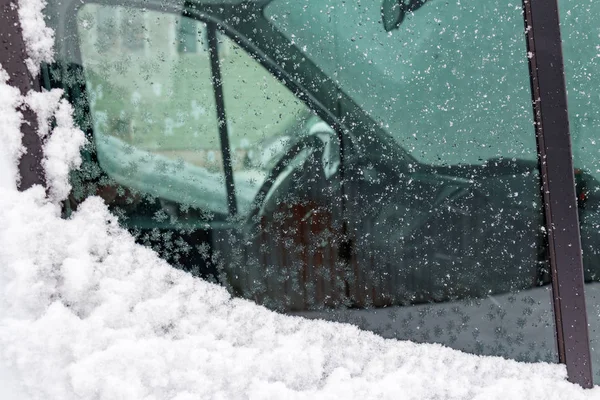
[65,1,557,365]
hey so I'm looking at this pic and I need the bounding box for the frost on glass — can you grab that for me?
[559,0,600,381]
[54,0,557,364]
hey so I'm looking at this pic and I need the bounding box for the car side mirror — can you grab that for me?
[381,0,429,32]
[381,0,404,31]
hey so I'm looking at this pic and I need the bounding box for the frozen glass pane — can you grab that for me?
[219,36,320,214]
[266,0,536,165]
[77,6,228,216]
[262,0,555,362]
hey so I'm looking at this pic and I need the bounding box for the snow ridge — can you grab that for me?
[17,0,55,76]
[0,68,25,190]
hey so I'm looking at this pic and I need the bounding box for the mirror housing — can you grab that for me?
[381,0,403,31]
[381,0,429,32]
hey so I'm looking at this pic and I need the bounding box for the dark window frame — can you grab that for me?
[206,21,237,215]
[1,0,594,388]
[522,0,592,387]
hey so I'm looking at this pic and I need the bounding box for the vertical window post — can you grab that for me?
[207,21,237,216]
[522,0,593,388]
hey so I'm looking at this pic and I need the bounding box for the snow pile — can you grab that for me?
[39,98,86,202]
[26,89,63,139]
[17,0,55,76]
[25,87,86,202]
[0,189,599,400]
[0,69,84,201]
[0,68,25,190]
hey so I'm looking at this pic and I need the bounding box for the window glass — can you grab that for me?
[259,0,555,363]
[266,0,536,166]
[74,5,338,280]
[559,0,600,381]
[177,16,199,53]
[95,7,117,52]
[219,35,320,213]
[55,0,557,365]
[121,7,146,50]
[78,5,228,217]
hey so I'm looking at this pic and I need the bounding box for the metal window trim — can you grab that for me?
[522,0,593,388]
[207,21,238,216]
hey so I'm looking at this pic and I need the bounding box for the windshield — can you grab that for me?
[265,0,536,166]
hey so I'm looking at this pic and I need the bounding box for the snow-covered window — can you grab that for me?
[47,0,564,370]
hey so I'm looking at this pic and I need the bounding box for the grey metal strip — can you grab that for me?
[522,0,593,388]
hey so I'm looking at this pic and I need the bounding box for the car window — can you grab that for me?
[72,4,338,272]
[78,5,230,216]
[218,34,320,213]
[52,0,558,368]
[76,5,321,218]
[265,0,536,166]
